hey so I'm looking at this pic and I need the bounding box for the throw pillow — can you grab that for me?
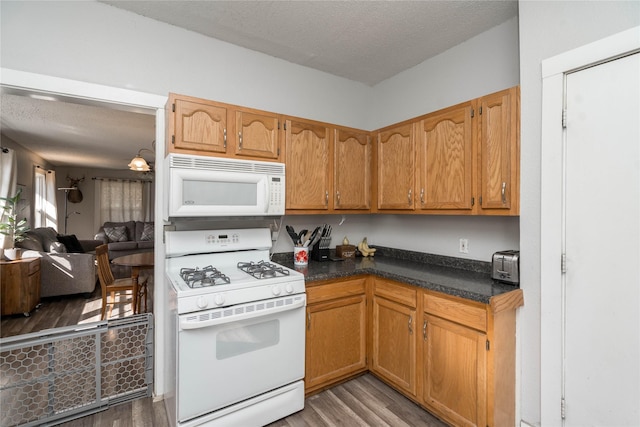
[57,234,85,253]
[104,226,129,243]
[140,223,154,241]
[49,241,67,253]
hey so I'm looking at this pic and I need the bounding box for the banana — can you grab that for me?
[358,237,376,257]
[362,237,376,254]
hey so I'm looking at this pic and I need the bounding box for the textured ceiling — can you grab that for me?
[100,0,518,86]
[2,0,518,170]
[1,91,156,170]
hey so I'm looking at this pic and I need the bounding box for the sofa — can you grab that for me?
[94,221,154,278]
[16,227,102,298]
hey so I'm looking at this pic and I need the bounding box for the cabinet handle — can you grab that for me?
[336,190,340,204]
[408,316,413,334]
[408,189,412,206]
[423,320,427,341]
[501,182,507,204]
[325,191,329,206]
[307,312,311,330]
[420,188,425,205]
[238,132,243,149]
[223,129,227,148]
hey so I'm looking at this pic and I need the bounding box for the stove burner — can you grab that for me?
[237,260,291,280]
[180,265,230,288]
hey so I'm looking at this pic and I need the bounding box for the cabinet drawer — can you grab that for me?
[306,277,366,304]
[374,278,416,308]
[424,291,487,331]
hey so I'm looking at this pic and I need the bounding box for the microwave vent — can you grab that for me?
[170,155,284,175]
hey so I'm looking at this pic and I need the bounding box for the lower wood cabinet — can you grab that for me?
[304,275,523,427]
[305,277,367,395]
[422,313,487,427]
[0,257,41,316]
[371,278,417,397]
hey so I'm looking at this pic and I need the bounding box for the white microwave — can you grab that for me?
[165,154,285,219]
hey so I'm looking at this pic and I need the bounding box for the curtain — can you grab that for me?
[44,170,58,229]
[94,178,153,230]
[0,147,18,249]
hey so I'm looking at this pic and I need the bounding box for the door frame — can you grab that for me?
[0,68,169,396]
[539,26,640,426]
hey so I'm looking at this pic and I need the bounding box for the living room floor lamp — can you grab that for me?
[57,187,77,234]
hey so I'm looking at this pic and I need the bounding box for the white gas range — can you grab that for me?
[164,228,306,427]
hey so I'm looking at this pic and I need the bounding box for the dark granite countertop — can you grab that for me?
[273,246,519,304]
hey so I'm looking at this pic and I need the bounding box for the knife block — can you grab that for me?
[311,240,330,262]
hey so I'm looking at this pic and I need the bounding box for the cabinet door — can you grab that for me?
[285,119,332,210]
[371,295,417,396]
[417,102,474,212]
[235,110,280,160]
[305,294,367,392]
[172,97,228,154]
[423,314,487,427]
[334,128,371,210]
[377,123,415,210]
[477,87,519,215]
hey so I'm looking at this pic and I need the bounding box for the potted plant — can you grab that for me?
[0,188,30,260]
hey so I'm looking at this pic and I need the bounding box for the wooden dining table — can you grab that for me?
[111,252,154,314]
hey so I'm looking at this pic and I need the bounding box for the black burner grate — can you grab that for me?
[237,260,291,280]
[180,265,231,288]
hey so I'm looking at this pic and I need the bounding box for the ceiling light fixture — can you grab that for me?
[128,142,155,171]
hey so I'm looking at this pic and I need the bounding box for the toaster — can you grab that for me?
[492,250,520,285]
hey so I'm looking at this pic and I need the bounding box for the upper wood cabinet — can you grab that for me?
[416,102,474,212]
[284,117,332,211]
[167,93,282,162]
[334,127,371,210]
[166,86,519,216]
[375,123,416,211]
[169,94,228,154]
[234,109,280,160]
[377,86,519,216]
[477,86,519,215]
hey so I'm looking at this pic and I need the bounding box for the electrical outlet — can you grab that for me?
[459,238,469,254]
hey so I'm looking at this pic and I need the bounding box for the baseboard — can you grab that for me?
[520,420,538,427]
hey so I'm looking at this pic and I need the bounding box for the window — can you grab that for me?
[34,168,57,229]
[95,178,153,227]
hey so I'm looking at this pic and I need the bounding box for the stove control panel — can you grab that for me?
[166,228,272,257]
[206,233,240,245]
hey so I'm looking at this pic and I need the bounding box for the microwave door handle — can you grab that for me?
[179,297,305,330]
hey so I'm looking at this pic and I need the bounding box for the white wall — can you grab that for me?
[518,1,640,425]
[369,17,520,130]
[0,1,370,129]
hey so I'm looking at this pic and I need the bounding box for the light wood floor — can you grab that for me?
[1,273,154,338]
[58,374,447,427]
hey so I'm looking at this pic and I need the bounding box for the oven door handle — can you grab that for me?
[179,296,306,330]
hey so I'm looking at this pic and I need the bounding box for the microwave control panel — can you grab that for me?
[268,176,285,214]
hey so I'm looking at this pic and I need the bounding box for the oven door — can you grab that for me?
[177,294,306,423]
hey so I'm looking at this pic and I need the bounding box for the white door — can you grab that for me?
[562,51,639,426]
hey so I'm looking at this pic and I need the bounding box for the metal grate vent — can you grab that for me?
[0,314,153,427]
[169,154,284,175]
